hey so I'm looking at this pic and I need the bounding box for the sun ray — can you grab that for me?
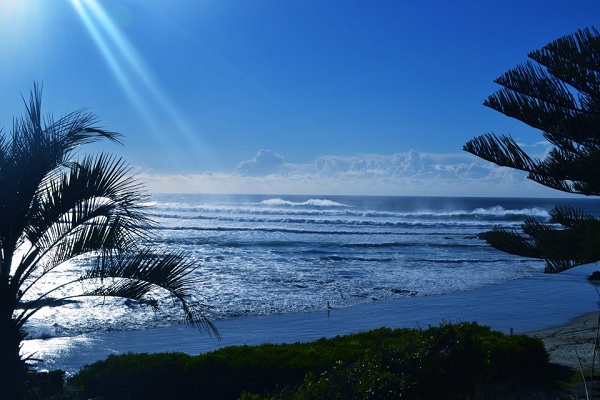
[68,0,217,169]
[69,0,144,111]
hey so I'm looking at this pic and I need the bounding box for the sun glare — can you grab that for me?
[0,0,28,16]
[0,0,46,66]
[0,0,45,29]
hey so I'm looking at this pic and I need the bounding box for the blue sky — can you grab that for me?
[0,0,598,196]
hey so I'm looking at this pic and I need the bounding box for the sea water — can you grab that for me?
[22,195,600,372]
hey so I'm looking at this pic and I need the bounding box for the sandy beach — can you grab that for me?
[528,311,600,371]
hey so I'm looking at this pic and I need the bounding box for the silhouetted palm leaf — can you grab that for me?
[0,84,218,398]
[480,229,542,259]
[465,27,600,273]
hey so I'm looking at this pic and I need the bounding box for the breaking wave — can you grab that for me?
[23,194,600,342]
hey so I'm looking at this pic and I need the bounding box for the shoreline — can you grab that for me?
[25,263,600,373]
[527,311,600,371]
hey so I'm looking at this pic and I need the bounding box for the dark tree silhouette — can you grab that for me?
[0,85,218,399]
[464,27,600,273]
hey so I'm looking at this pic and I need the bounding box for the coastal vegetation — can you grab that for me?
[0,85,217,399]
[464,27,600,273]
[69,322,561,400]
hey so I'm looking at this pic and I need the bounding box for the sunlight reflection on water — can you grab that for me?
[22,336,95,372]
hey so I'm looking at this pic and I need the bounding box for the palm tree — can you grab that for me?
[0,84,218,399]
[463,27,600,273]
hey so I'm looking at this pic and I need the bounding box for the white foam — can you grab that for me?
[260,198,347,207]
[471,206,550,218]
[23,263,600,374]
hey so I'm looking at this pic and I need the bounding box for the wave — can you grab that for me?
[156,225,387,235]
[407,257,534,265]
[471,206,549,220]
[151,220,494,234]
[339,241,475,249]
[319,255,396,263]
[150,205,550,225]
[365,206,551,221]
[148,198,347,214]
[317,255,531,264]
[156,236,478,251]
[260,198,347,208]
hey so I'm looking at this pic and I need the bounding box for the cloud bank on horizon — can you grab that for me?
[140,145,564,197]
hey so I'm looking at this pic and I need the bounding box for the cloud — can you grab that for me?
[236,149,285,176]
[138,148,570,197]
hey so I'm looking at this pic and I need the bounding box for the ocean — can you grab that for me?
[22,194,600,373]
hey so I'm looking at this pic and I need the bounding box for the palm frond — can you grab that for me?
[23,83,121,152]
[480,228,543,259]
[521,217,553,237]
[463,133,537,172]
[84,280,157,308]
[485,87,580,137]
[13,154,151,293]
[521,206,600,273]
[25,154,149,247]
[0,85,124,277]
[544,259,581,273]
[530,27,600,97]
[526,173,574,194]
[494,61,578,112]
[16,217,141,298]
[83,250,219,336]
[549,205,596,227]
[16,250,219,338]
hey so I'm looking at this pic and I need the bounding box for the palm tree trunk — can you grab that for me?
[0,321,26,399]
[0,278,26,399]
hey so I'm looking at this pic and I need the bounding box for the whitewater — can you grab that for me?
[22,195,600,373]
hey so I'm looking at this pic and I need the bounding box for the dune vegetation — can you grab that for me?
[36,322,571,400]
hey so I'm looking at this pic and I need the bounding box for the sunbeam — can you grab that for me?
[68,0,217,169]
[69,0,143,111]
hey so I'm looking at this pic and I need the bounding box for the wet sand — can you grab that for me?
[528,311,600,371]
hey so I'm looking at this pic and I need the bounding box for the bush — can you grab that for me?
[72,352,192,399]
[71,322,553,400]
[26,370,65,399]
[259,322,552,400]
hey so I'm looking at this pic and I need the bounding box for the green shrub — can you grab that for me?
[26,369,65,399]
[71,322,552,400]
[482,331,549,379]
[72,352,193,399]
[266,357,408,400]
[253,323,554,400]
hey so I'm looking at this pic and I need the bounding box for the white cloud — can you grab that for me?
[137,149,570,197]
[236,149,285,176]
